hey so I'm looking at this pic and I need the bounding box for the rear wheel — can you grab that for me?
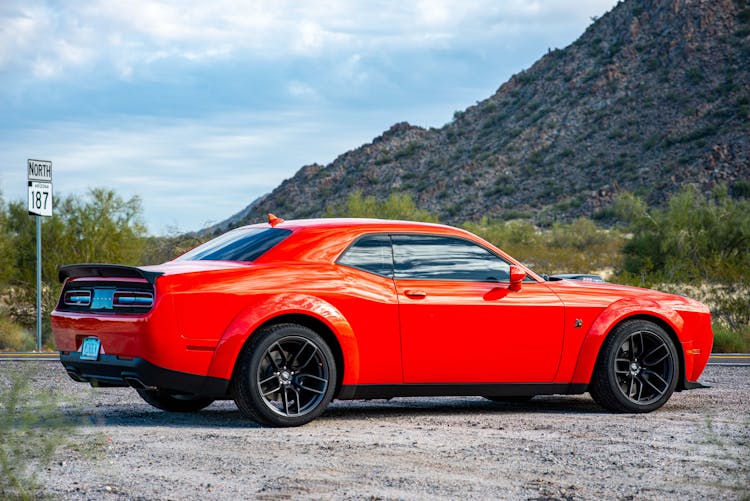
[233,323,337,427]
[136,388,214,412]
[589,320,678,413]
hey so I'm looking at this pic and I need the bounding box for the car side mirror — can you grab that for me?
[509,265,526,292]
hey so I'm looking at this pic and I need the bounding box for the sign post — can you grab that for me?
[27,159,53,352]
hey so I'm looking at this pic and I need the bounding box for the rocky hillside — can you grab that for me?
[215,0,750,232]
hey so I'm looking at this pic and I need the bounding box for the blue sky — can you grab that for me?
[0,0,618,234]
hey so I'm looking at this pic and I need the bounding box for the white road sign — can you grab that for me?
[27,159,53,217]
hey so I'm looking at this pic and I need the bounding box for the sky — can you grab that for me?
[0,0,619,235]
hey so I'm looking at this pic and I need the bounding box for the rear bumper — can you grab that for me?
[60,352,230,398]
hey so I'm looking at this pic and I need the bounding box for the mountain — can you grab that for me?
[214,0,750,232]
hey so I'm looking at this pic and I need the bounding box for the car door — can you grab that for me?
[392,234,565,384]
[335,234,402,384]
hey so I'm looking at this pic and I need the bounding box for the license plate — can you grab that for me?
[80,337,101,361]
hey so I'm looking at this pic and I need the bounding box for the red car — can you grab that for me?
[51,217,713,426]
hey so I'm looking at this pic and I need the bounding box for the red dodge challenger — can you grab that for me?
[51,217,713,426]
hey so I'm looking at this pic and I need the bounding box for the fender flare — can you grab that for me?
[206,293,360,385]
[570,297,684,385]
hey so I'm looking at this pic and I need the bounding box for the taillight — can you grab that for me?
[63,290,92,306]
[113,291,154,308]
[58,281,155,313]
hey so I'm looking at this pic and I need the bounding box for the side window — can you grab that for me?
[337,234,393,277]
[392,235,510,282]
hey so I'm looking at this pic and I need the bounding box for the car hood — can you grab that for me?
[546,278,708,312]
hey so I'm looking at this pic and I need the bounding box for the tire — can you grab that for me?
[233,323,337,427]
[136,388,214,412]
[589,319,679,413]
[484,395,534,403]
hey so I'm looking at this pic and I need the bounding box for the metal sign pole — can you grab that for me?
[36,214,42,351]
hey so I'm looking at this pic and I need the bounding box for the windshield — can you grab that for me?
[175,227,292,262]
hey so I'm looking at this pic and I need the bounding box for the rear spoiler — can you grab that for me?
[58,264,164,285]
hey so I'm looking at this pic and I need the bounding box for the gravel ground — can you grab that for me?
[2,362,748,500]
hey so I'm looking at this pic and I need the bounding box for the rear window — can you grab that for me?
[175,228,292,262]
[337,234,393,277]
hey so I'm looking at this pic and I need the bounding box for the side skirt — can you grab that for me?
[337,383,588,400]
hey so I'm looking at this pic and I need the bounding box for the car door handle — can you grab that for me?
[404,290,427,299]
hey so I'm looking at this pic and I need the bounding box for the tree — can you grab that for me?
[0,188,147,348]
[0,192,17,286]
[616,186,750,282]
[326,191,439,222]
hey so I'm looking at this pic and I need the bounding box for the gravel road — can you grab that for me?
[3,362,748,500]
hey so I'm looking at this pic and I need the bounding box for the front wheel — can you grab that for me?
[589,320,679,413]
[233,323,337,427]
[136,388,214,412]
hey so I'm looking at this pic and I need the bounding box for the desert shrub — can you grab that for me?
[464,217,624,275]
[548,217,610,250]
[712,324,750,353]
[326,191,439,223]
[0,368,73,499]
[0,314,34,352]
[141,231,207,265]
[616,186,750,283]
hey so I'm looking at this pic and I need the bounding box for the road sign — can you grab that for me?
[27,159,52,217]
[28,181,53,216]
[27,158,53,352]
[28,159,52,181]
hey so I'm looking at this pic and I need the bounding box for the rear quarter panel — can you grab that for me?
[164,262,402,386]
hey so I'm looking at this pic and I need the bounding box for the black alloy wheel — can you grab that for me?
[590,319,678,413]
[234,323,336,427]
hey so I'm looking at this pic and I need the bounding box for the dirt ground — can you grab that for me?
[3,362,749,500]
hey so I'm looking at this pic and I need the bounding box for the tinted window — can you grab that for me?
[175,228,292,262]
[337,234,393,277]
[392,235,510,282]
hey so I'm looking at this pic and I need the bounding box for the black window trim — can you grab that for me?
[336,231,538,283]
[335,232,395,278]
[390,233,513,283]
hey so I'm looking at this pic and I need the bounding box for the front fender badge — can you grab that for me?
[574,319,583,328]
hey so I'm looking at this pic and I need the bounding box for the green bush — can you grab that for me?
[464,217,624,275]
[616,186,750,283]
[0,315,34,351]
[712,323,750,353]
[1,369,73,499]
[326,191,439,223]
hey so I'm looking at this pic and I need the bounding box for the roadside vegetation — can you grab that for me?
[0,186,747,352]
[0,368,73,500]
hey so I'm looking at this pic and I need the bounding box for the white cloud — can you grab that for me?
[0,109,412,233]
[287,81,319,100]
[0,0,622,234]
[0,0,618,81]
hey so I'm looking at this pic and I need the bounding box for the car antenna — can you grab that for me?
[268,213,285,227]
